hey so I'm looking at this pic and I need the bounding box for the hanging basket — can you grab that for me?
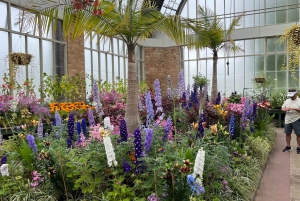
[8,52,32,66]
[255,77,265,83]
[291,26,300,46]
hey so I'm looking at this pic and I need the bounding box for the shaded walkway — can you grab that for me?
[254,128,300,201]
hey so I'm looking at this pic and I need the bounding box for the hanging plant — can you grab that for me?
[8,52,32,66]
[254,77,265,84]
[279,24,300,81]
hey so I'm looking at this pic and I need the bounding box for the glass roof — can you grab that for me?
[160,0,184,15]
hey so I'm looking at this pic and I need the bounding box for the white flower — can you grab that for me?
[1,164,9,176]
[103,136,117,167]
[104,117,114,131]
[193,148,205,185]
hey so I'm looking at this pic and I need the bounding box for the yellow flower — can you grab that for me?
[210,124,218,134]
[31,120,39,127]
[192,122,198,130]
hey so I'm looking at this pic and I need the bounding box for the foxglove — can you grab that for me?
[37,121,43,139]
[103,135,118,167]
[26,134,37,153]
[144,128,154,154]
[154,79,163,113]
[68,113,75,139]
[88,108,96,127]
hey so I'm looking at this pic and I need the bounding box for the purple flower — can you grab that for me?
[144,128,154,154]
[145,91,154,126]
[55,111,61,126]
[0,129,2,148]
[68,114,75,139]
[215,92,221,104]
[87,108,95,127]
[177,70,185,97]
[182,92,187,108]
[67,138,72,148]
[76,121,81,143]
[81,118,87,137]
[252,102,257,120]
[147,193,160,201]
[197,113,206,138]
[189,83,198,106]
[186,174,205,196]
[134,129,143,159]
[26,134,37,153]
[163,117,172,143]
[92,80,103,116]
[1,155,7,164]
[154,79,163,113]
[37,122,43,139]
[119,119,128,142]
[229,114,235,138]
[138,100,144,111]
[122,159,131,173]
[186,84,190,101]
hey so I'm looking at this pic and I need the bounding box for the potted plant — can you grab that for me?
[8,52,32,66]
[255,77,266,83]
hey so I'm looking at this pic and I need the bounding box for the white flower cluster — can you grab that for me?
[193,148,205,185]
[103,136,118,167]
[0,164,9,176]
[104,117,114,131]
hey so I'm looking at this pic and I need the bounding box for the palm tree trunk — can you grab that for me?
[124,45,139,133]
[211,50,218,102]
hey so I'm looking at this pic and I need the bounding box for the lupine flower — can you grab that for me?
[154,79,163,113]
[92,80,103,116]
[37,122,43,139]
[147,193,160,201]
[229,114,235,138]
[55,110,61,126]
[0,164,9,176]
[145,91,154,126]
[177,70,185,97]
[119,119,128,142]
[193,148,205,186]
[67,138,72,148]
[1,155,7,165]
[26,134,37,153]
[134,129,143,159]
[103,135,118,167]
[81,118,87,137]
[76,121,82,143]
[87,108,95,127]
[122,159,131,173]
[138,99,144,111]
[163,117,172,143]
[144,128,154,154]
[197,113,206,138]
[68,114,75,139]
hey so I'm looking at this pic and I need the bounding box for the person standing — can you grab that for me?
[281,89,300,154]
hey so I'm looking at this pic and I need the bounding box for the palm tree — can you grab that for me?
[185,6,243,102]
[28,0,187,132]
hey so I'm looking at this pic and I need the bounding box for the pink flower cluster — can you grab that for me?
[31,171,43,189]
[226,103,244,115]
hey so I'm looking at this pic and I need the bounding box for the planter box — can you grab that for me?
[269,109,285,127]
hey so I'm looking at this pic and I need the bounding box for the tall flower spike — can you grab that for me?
[103,135,118,167]
[76,121,82,143]
[144,128,154,154]
[67,138,72,148]
[145,91,154,126]
[0,164,9,176]
[87,108,96,127]
[55,110,61,126]
[1,155,7,165]
[68,114,75,139]
[81,118,87,137]
[163,117,172,143]
[167,75,172,98]
[134,129,143,159]
[119,119,128,142]
[193,148,205,186]
[138,99,144,111]
[122,159,131,173]
[92,80,103,117]
[229,114,235,138]
[0,128,2,150]
[197,113,206,138]
[26,134,38,153]
[104,117,114,131]
[154,79,163,113]
[177,70,185,97]
[37,121,43,139]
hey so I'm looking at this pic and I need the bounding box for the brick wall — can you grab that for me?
[66,34,85,76]
[144,46,180,95]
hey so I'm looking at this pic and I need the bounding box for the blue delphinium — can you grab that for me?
[1,155,7,164]
[177,70,185,97]
[186,174,205,196]
[163,117,172,143]
[215,92,221,104]
[26,134,37,153]
[252,102,257,120]
[87,108,95,127]
[186,84,190,101]
[76,121,81,143]
[68,113,75,140]
[154,79,163,113]
[37,121,43,139]
[190,83,198,106]
[229,114,235,138]
[134,129,143,160]
[145,91,154,126]
[119,119,128,142]
[122,159,131,173]
[144,128,154,154]
[182,92,187,108]
[55,110,61,126]
[197,113,206,138]
[67,138,72,148]
[81,118,87,137]
[241,98,253,129]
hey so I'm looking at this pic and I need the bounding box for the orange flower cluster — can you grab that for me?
[49,102,94,113]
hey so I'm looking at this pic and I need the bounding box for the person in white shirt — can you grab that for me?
[281,89,300,154]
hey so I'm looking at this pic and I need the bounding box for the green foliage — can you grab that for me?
[227,93,241,103]
[270,91,287,109]
[139,80,149,94]
[105,176,136,201]
[192,73,210,87]
[255,108,275,131]
[15,139,36,173]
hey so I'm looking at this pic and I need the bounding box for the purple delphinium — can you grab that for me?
[182,92,187,108]
[241,98,252,129]
[37,122,43,139]
[0,128,2,149]
[177,70,185,97]
[138,99,144,111]
[215,92,221,104]
[154,79,163,113]
[92,80,103,116]
[190,83,198,106]
[145,91,154,126]
[68,114,75,140]
[163,117,172,143]
[76,121,81,143]
[197,113,206,138]
[67,138,72,148]
[26,134,37,153]
[87,108,95,127]
[147,193,160,201]
[119,119,128,142]
[186,84,190,101]
[81,118,87,137]
[252,102,257,120]
[55,110,61,126]
[229,114,235,138]
[1,155,7,164]
[122,159,131,173]
[144,128,154,154]
[134,129,143,160]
